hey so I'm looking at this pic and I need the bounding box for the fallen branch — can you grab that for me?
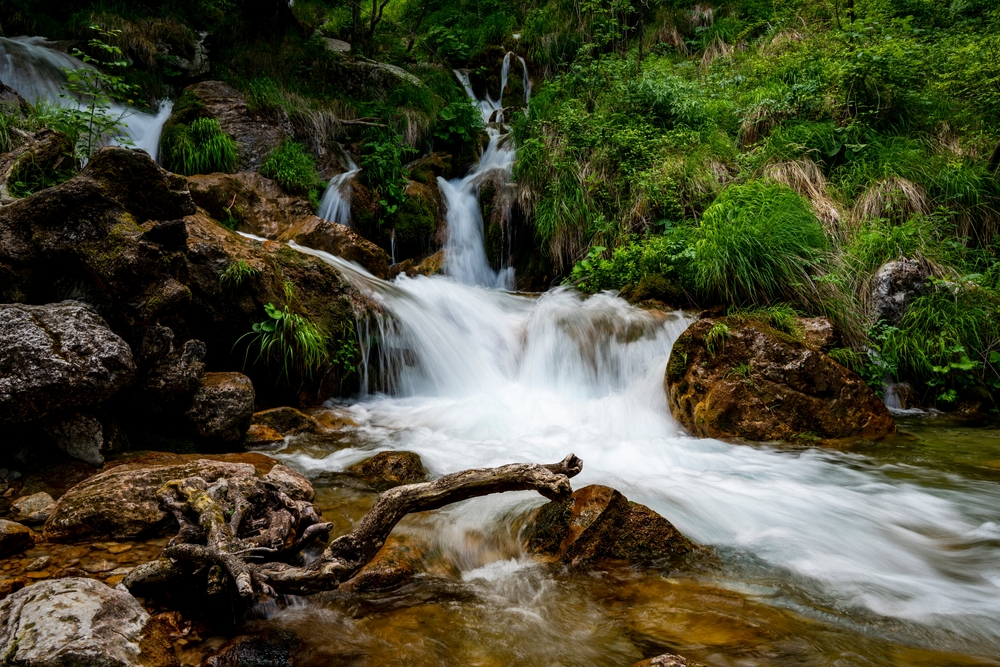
[127,455,583,604]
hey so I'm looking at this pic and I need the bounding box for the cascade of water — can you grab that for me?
[316,149,360,225]
[0,36,173,161]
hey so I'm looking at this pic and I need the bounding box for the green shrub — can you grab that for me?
[161,117,238,176]
[259,141,319,196]
[434,100,484,145]
[693,181,828,306]
[241,303,329,383]
[570,224,697,293]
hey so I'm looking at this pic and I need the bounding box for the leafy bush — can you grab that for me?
[434,100,484,145]
[693,181,828,306]
[161,117,237,176]
[570,224,697,293]
[360,129,417,216]
[260,141,319,196]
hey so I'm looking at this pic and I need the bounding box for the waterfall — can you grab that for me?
[438,55,531,289]
[316,149,360,226]
[0,36,173,161]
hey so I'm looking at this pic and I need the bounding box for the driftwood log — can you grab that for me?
[124,455,583,604]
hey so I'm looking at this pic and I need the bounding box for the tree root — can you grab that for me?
[126,454,583,604]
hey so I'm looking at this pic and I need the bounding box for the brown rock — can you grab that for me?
[244,423,285,447]
[387,250,447,280]
[277,215,390,279]
[307,407,357,431]
[347,451,428,490]
[0,520,35,557]
[179,81,292,172]
[341,534,426,593]
[800,316,838,350]
[43,453,309,542]
[631,653,705,667]
[665,317,896,442]
[187,172,313,239]
[0,578,26,600]
[526,485,694,565]
[184,372,255,446]
[252,406,321,436]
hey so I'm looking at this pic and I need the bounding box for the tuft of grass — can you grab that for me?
[220,260,259,288]
[240,303,330,384]
[161,117,238,176]
[705,321,732,357]
[693,181,828,307]
[260,141,320,196]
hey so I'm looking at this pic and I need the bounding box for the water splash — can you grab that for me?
[0,36,173,161]
[317,149,360,226]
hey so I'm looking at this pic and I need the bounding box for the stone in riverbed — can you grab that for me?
[341,534,427,593]
[41,411,106,466]
[0,519,35,557]
[8,492,56,525]
[205,632,299,667]
[183,372,255,447]
[665,316,895,443]
[631,653,705,667]
[0,301,135,425]
[0,577,177,667]
[251,406,322,436]
[525,484,695,565]
[347,451,428,490]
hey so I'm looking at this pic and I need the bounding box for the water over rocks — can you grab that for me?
[666,315,895,442]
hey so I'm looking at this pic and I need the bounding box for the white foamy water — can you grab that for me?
[317,149,359,226]
[0,36,173,161]
[276,243,1000,652]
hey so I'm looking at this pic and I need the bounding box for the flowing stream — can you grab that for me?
[251,55,1000,666]
[317,148,360,226]
[0,36,173,160]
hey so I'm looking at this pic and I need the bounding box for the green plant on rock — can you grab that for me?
[694,181,828,308]
[60,24,139,159]
[161,117,237,176]
[434,100,484,145]
[705,322,732,357]
[220,260,258,288]
[360,128,417,218]
[260,141,320,197]
[241,302,329,384]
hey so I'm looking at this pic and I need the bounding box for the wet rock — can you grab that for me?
[342,534,426,592]
[176,81,292,172]
[41,411,106,466]
[136,331,207,411]
[870,258,930,325]
[184,372,255,447]
[277,215,391,279]
[0,81,31,115]
[347,451,428,490]
[0,577,177,667]
[631,653,705,667]
[187,172,314,239]
[800,316,838,350]
[251,406,322,436]
[8,492,55,525]
[244,423,285,448]
[0,578,26,600]
[0,519,35,557]
[526,485,694,565]
[665,317,896,442]
[0,129,75,199]
[619,274,690,309]
[308,407,357,431]
[205,631,299,667]
[25,556,50,572]
[43,453,302,542]
[388,250,446,280]
[408,152,453,184]
[0,301,135,425]
[263,464,315,503]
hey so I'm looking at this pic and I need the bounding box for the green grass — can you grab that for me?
[259,141,320,196]
[705,322,732,357]
[693,181,828,307]
[161,117,238,176]
[219,260,258,288]
[241,303,330,384]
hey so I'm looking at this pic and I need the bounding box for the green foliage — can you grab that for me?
[434,100,483,144]
[570,224,697,293]
[7,158,75,198]
[60,24,139,159]
[705,322,732,357]
[161,117,237,176]
[242,303,329,384]
[360,128,417,216]
[220,260,258,288]
[694,181,827,307]
[260,141,320,198]
[728,303,802,337]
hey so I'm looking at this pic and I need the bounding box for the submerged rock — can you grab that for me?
[205,631,299,667]
[0,577,176,667]
[43,453,307,542]
[7,492,55,525]
[341,534,427,593]
[0,301,135,425]
[631,653,705,667]
[347,451,428,490]
[526,484,694,565]
[183,372,255,447]
[665,316,895,442]
[0,519,34,557]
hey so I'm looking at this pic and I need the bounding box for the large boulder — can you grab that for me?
[277,216,390,279]
[665,316,895,442]
[183,372,255,446]
[0,301,134,424]
[187,172,314,239]
[172,81,292,172]
[631,654,705,667]
[525,485,695,565]
[0,129,75,199]
[0,520,35,558]
[0,577,176,667]
[43,453,310,542]
[870,258,931,325]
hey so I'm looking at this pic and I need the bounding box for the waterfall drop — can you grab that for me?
[317,149,360,226]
